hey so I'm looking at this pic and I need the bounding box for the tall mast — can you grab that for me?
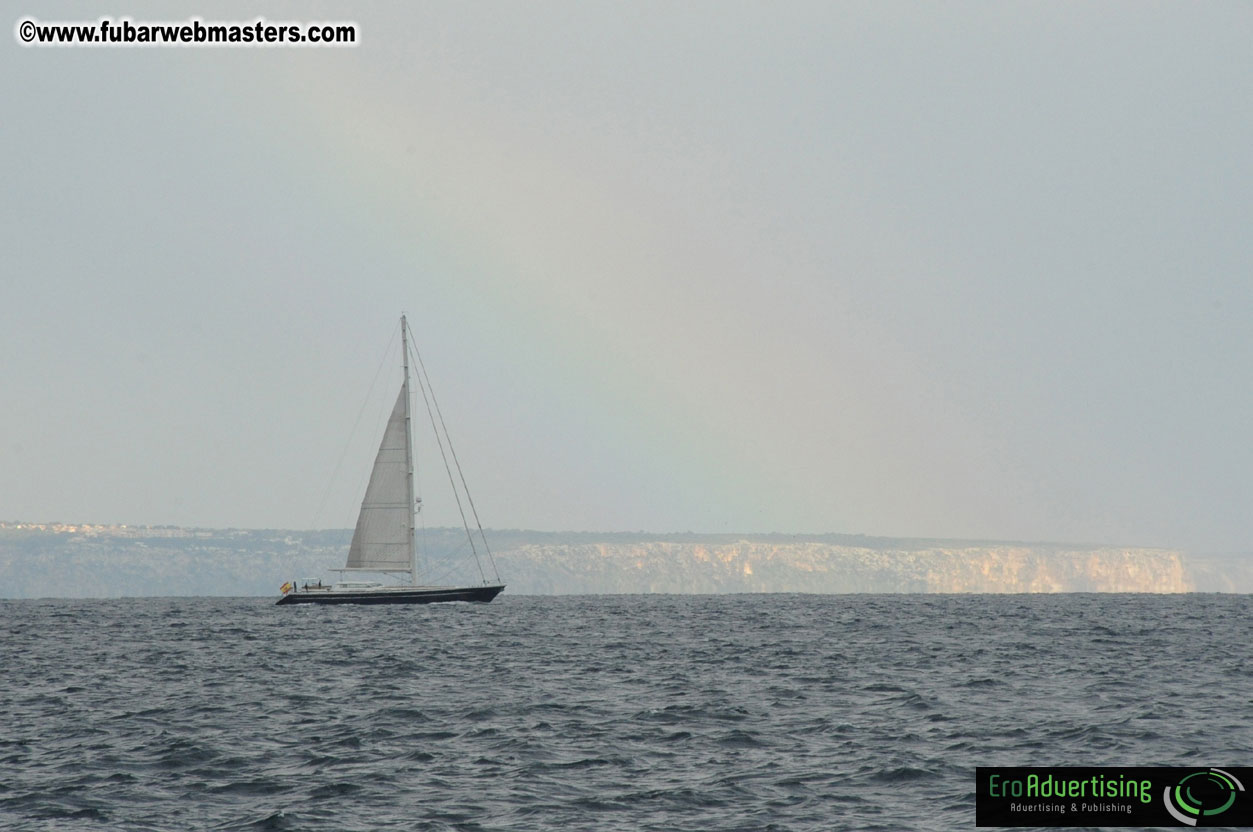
[401,314,417,586]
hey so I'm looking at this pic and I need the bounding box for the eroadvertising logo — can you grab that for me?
[1164,770,1247,826]
[976,767,1252,827]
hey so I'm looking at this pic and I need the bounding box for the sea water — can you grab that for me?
[2,594,1249,831]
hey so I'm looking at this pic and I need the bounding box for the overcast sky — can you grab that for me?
[3,2,1251,551]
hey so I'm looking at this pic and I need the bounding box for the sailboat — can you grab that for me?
[277,315,505,606]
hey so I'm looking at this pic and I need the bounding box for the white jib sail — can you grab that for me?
[345,384,413,572]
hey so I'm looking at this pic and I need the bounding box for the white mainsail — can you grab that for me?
[344,383,414,573]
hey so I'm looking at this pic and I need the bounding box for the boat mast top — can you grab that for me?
[401,314,417,586]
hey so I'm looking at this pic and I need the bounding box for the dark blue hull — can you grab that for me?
[276,584,505,606]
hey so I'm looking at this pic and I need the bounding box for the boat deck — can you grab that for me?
[276,584,505,606]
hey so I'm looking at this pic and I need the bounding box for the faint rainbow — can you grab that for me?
[241,58,784,529]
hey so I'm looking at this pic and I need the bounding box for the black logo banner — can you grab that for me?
[976,767,1252,827]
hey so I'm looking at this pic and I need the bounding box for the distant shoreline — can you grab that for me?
[4,523,1248,598]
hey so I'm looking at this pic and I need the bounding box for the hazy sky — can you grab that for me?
[3,2,1251,551]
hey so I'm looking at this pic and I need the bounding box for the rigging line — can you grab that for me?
[308,319,401,531]
[421,535,477,577]
[405,319,502,584]
[423,558,467,586]
[406,324,488,585]
[345,330,405,535]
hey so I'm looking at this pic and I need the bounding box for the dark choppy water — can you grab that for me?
[2,594,1249,831]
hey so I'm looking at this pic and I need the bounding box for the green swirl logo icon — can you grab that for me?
[1163,768,1245,826]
